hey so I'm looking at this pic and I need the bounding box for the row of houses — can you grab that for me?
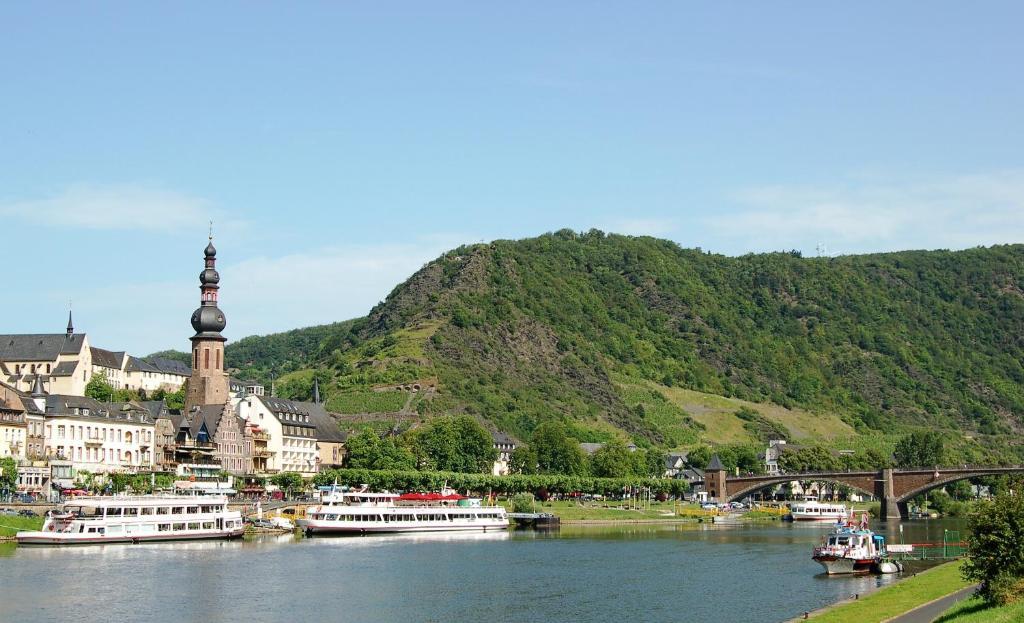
[0,318,190,398]
[0,376,348,499]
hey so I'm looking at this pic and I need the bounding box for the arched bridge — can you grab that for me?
[704,465,1024,520]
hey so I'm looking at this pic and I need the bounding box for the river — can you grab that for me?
[0,518,965,623]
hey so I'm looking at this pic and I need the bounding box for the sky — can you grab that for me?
[1,3,1022,355]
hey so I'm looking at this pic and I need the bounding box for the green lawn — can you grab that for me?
[0,514,44,537]
[808,560,971,622]
[506,499,698,521]
[935,596,1024,623]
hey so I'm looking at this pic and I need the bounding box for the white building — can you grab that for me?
[237,395,319,476]
[491,431,517,476]
[40,394,155,474]
[1,316,92,396]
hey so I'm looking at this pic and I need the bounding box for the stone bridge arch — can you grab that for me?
[724,472,878,503]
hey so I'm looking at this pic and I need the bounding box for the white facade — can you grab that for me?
[237,395,318,476]
[43,416,154,472]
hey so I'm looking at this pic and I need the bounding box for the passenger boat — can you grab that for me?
[298,487,509,535]
[16,495,245,546]
[786,501,848,521]
[811,523,888,574]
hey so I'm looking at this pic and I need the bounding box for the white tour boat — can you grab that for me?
[298,487,509,535]
[811,523,888,574]
[787,501,848,521]
[16,495,244,546]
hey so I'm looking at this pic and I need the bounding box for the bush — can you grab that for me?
[964,484,1024,605]
[510,493,536,513]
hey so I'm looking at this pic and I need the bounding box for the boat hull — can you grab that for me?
[16,527,246,546]
[813,555,876,575]
[298,519,508,535]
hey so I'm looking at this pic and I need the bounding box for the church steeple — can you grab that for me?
[66,309,74,337]
[185,233,230,410]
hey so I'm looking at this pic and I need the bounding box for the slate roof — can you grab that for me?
[139,400,171,420]
[146,357,191,376]
[51,362,79,377]
[0,334,86,361]
[706,454,726,471]
[300,402,347,443]
[125,356,160,373]
[256,396,317,429]
[90,347,125,370]
[42,395,153,423]
[179,404,229,440]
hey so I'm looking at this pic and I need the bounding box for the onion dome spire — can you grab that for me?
[190,233,227,341]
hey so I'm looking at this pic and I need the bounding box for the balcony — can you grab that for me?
[253,448,274,458]
[252,432,270,441]
[174,440,216,450]
[84,436,104,447]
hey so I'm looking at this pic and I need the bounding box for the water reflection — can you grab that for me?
[0,518,968,623]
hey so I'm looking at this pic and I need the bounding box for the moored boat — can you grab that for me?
[16,495,244,546]
[786,501,848,522]
[811,523,887,574]
[298,486,509,535]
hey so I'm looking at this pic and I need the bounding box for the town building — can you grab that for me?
[124,356,190,394]
[309,398,347,470]
[0,382,28,459]
[237,395,319,476]
[1,314,92,395]
[40,394,156,473]
[491,431,517,476]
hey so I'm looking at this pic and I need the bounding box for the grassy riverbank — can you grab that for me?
[936,596,1024,622]
[806,560,971,622]
[0,515,44,538]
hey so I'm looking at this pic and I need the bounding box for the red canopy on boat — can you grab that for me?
[397,492,464,501]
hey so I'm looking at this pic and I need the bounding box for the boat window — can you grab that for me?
[157,507,170,515]
[327,515,338,521]
[141,507,155,515]
[187,506,199,514]
[187,522,200,530]
[173,523,186,530]
[202,522,214,530]
[124,508,139,517]
[106,508,121,517]
[159,524,171,532]
[172,507,185,515]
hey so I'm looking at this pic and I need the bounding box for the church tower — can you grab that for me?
[185,235,230,409]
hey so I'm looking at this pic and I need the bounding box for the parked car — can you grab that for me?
[18,509,39,517]
[701,503,717,510]
[246,518,276,529]
[0,508,18,516]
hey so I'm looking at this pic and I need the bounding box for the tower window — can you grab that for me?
[194,349,198,369]
[204,349,210,369]
[216,350,221,370]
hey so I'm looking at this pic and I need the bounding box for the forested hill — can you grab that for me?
[152,232,1024,455]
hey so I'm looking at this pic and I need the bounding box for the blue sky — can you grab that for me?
[2,3,1022,355]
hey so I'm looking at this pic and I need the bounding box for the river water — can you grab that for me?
[0,518,965,623]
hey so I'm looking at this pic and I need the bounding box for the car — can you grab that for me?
[0,508,17,516]
[17,509,39,517]
[701,503,717,510]
[246,518,276,529]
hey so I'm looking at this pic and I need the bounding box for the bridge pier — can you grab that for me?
[879,468,907,521]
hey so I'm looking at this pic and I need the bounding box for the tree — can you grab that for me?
[85,373,115,402]
[270,471,305,498]
[0,457,17,499]
[687,446,712,469]
[530,422,588,476]
[509,445,538,474]
[589,440,635,478]
[510,492,536,513]
[778,446,840,473]
[345,429,416,471]
[894,431,946,468]
[412,416,497,473]
[964,484,1024,604]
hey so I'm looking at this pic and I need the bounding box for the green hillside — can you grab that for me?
[152,232,1024,458]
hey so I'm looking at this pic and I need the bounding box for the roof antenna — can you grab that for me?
[209,220,214,241]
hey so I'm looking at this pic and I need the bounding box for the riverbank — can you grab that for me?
[795,560,970,622]
[0,515,43,539]
[935,595,1024,622]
